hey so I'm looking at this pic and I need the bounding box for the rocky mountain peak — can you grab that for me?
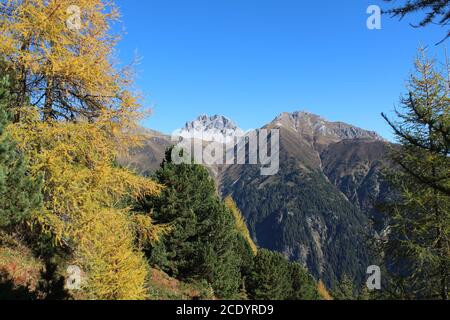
[177,114,244,143]
[272,111,383,142]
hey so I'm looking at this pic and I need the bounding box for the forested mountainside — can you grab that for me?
[220,161,371,286]
[124,112,393,287]
[219,112,391,286]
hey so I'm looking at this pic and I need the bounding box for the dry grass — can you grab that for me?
[0,233,43,292]
[148,268,215,300]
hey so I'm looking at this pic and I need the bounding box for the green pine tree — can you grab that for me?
[246,249,291,300]
[0,76,42,231]
[332,274,357,300]
[287,262,320,300]
[142,147,241,298]
[381,50,450,300]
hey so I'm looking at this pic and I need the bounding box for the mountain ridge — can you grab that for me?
[120,111,392,287]
[177,114,245,143]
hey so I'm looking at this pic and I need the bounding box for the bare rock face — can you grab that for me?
[270,111,382,144]
[177,114,245,143]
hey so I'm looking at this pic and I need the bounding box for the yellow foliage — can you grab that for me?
[0,0,142,125]
[7,110,163,299]
[224,196,257,255]
[75,208,149,300]
[131,214,172,248]
[1,0,164,299]
[317,280,333,300]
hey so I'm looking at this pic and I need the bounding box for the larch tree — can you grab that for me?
[9,103,163,299]
[383,0,450,44]
[1,0,164,299]
[317,280,333,300]
[381,50,449,300]
[0,0,140,124]
[224,196,258,256]
[224,196,257,286]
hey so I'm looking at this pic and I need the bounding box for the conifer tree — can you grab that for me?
[332,274,357,300]
[383,0,450,43]
[246,248,320,300]
[0,0,140,123]
[0,76,42,230]
[381,50,449,300]
[1,0,164,299]
[317,280,333,300]
[246,249,291,300]
[9,109,163,299]
[224,196,257,282]
[224,196,257,255]
[143,148,241,298]
[287,262,320,300]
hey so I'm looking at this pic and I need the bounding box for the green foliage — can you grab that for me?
[142,148,242,299]
[246,249,319,300]
[287,262,320,300]
[246,249,290,300]
[234,232,255,281]
[0,76,42,230]
[143,148,323,300]
[383,0,450,43]
[381,50,450,300]
[332,274,356,300]
[222,159,370,287]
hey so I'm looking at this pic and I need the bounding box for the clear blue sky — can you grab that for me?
[114,0,447,140]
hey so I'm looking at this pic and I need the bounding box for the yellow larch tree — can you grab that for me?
[317,280,333,300]
[9,109,163,299]
[1,0,164,299]
[0,0,138,125]
[224,196,258,255]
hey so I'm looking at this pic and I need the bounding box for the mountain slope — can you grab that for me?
[122,112,392,287]
[320,139,393,232]
[220,160,371,286]
[118,128,172,175]
[219,112,390,286]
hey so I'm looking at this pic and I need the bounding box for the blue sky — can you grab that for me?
[114,0,447,140]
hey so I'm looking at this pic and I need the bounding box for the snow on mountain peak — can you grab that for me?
[176,115,245,143]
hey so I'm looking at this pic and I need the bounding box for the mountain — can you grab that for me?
[177,114,245,143]
[121,112,392,287]
[269,111,382,142]
[118,128,172,175]
[320,139,393,233]
[218,111,391,286]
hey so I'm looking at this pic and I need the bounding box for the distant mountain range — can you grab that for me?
[121,112,393,287]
